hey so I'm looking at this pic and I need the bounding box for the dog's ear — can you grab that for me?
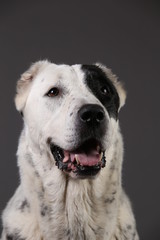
[15,60,49,112]
[96,63,126,110]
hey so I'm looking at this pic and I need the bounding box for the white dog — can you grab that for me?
[1,61,139,240]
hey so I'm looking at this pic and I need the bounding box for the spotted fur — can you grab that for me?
[1,61,139,240]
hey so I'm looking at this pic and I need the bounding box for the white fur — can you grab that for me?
[1,61,139,240]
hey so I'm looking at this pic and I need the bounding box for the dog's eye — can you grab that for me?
[47,88,59,97]
[100,86,110,95]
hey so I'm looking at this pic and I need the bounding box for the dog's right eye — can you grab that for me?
[46,88,59,97]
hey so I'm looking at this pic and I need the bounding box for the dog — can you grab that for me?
[1,61,139,240]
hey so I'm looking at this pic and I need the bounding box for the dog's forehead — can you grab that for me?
[36,64,84,86]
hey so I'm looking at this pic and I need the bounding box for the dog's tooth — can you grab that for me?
[63,156,69,163]
[63,151,70,163]
[75,154,80,165]
[99,152,103,162]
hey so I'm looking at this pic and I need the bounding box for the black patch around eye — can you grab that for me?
[81,65,120,120]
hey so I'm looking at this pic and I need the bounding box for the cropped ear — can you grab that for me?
[15,60,50,112]
[96,63,126,110]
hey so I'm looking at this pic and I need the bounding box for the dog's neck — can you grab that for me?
[17,127,123,239]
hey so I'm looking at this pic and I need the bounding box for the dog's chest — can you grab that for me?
[45,201,106,240]
[40,180,111,240]
[64,199,104,240]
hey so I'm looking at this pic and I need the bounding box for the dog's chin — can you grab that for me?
[50,139,106,179]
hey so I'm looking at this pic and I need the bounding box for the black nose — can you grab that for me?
[78,104,105,125]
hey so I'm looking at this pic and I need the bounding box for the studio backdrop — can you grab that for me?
[0,1,160,239]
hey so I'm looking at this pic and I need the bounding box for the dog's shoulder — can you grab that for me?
[1,186,42,240]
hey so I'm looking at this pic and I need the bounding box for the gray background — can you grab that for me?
[0,1,160,239]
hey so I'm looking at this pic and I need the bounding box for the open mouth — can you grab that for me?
[50,139,106,178]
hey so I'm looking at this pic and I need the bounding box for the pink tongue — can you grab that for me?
[70,151,100,166]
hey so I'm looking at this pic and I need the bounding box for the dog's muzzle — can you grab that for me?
[50,104,107,178]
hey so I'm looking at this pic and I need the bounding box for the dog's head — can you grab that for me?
[15,61,126,179]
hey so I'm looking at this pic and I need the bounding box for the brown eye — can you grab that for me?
[101,86,110,95]
[47,88,59,97]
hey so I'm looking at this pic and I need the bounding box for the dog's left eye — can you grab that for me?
[100,86,110,95]
[46,88,59,97]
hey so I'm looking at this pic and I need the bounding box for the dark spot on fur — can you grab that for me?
[47,137,52,145]
[38,190,44,200]
[105,197,115,204]
[6,232,25,240]
[127,224,132,230]
[132,231,136,240]
[34,170,40,178]
[7,236,13,240]
[112,190,117,195]
[43,166,47,172]
[66,229,71,236]
[110,165,116,171]
[25,153,34,167]
[70,112,73,116]
[19,199,30,212]
[41,204,49,217]
[111,181,117,186]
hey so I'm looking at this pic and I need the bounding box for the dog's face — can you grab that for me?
[15,61,126,179]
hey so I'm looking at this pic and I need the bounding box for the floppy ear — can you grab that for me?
[15,60,49,112]
[96,63,127,110]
